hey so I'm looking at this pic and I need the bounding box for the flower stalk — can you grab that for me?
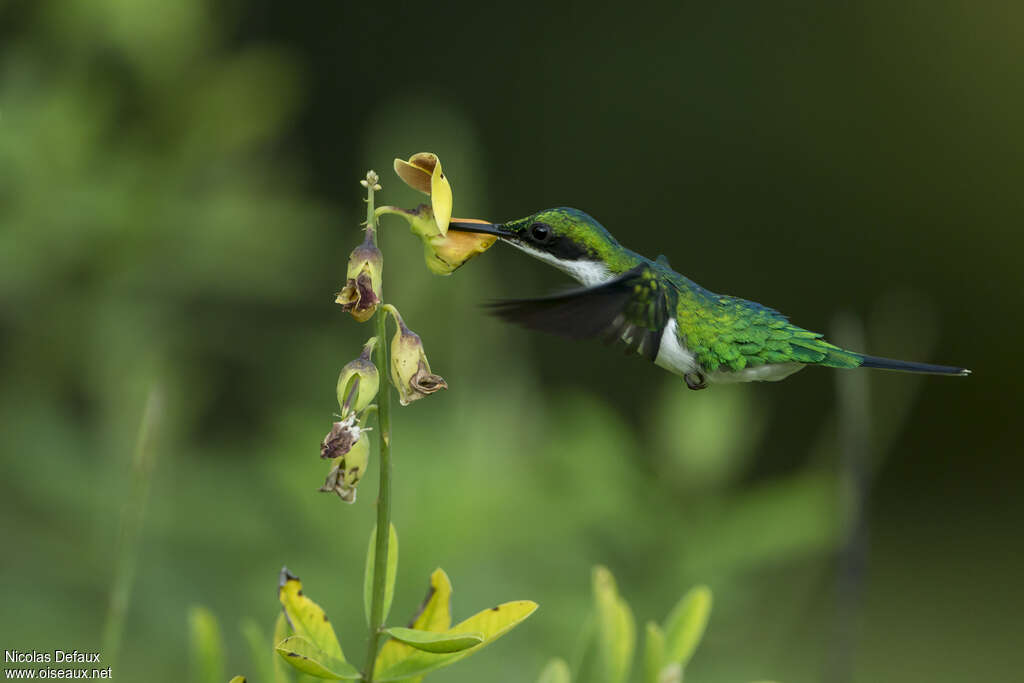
[362,171,393,682]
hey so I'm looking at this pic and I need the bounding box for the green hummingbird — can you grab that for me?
[448,207,970,389]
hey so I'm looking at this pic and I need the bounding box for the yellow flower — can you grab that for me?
[393,153,452,234]
[382,152,497,275]
[377,204,497,276]
[336,235,383,321]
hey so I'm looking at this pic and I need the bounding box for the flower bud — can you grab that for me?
[393,152,452,234]
[319,436,369,503]
[320,414,364,460]
[336,236,383,322]
[336,338,379,417]
[389,313,447,406]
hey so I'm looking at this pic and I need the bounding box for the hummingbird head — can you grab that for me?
[449,207,624,286]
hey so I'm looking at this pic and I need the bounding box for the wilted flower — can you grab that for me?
[393,152,452,233]
[320,414,365,460]
[377,204,496,276]
[336,234,383,322]
[388,309,447,406]
[337,338,379,417]
[320,436,370,503]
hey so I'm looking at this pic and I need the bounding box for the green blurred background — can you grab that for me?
[2,1,1021,681]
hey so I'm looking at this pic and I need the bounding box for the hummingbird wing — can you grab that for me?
[486,265,673,361]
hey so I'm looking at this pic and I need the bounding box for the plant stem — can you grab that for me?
[101,386,162,670]
[363,176,393,682]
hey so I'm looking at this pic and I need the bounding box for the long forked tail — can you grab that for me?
[858,354,971,376]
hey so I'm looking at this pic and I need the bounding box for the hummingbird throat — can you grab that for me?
[506,241,613,287]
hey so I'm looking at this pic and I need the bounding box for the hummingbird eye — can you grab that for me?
[529,222,552,243]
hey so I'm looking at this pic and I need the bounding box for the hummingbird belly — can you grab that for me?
[654,320,805,384]
[708,363,805,383]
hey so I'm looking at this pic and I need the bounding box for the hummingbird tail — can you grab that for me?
[857,354,971,376]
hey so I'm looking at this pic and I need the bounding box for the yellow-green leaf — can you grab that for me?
[228,678,247,683]
[189,606,225,683]
[375,568,454,681]
[410,568,454,632]
[363,523,399,626]
[273,612,298,683]
[537,658,572,683]
[275,636,361,680]
[374,600,539,682]
[383,627,483,653]
[278,568,346,664]
[662,585,712,669]
[592,566,635,683]
[643,622,665,683]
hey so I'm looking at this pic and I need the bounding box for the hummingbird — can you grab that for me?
[448,207,970,389]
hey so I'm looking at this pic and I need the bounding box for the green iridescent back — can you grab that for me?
[665,271,862,372]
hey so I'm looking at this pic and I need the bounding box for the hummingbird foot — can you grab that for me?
[684,371,707,390]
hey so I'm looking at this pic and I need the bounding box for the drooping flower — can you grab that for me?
[319,436,370,503]
[336,338,379,417]
[387,309,447,406]
[336,233,383,321]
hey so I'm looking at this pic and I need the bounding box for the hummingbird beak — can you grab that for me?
[447,219,512,238]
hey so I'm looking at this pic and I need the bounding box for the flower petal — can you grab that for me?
[423,231,497,275]
[393,156,433,194]
[430,161,452,235]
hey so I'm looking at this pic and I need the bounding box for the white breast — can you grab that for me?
[654,319,699,375]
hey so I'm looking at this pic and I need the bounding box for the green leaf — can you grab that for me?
[375,568,454,682]
[228,678,247,683]
[275,636,361,680]
[592,567,635,683]
[643,622,665,683]
[363,523,399,626]
[383,627,483,653]
[537,658,572,683]
[374,600,539,681]
[273,613,298,683]
[189,606,225,683]
[662,585,712,669]
[277,568,347,664]
[568,612,595,680]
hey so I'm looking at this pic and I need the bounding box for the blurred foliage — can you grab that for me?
[1,1,1022,683]
[189,606,226,683]
[534,567,715,683]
